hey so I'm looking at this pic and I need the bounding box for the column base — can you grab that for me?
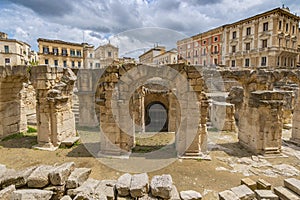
[33,143,59,151]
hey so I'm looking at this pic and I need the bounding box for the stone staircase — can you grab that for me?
[219,177,300,200]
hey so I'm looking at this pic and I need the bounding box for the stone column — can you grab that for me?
[31,66,77,150]
[77,92,99,127]
[291,90,300,144]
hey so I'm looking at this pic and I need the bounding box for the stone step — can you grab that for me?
[274,186,300,200]
[60,137,80,148]
[284,178,300,196]
[241,178,256,191]
[257,178,271,190]
[254,189,278,200]
[230,185,255,199]
[218,190,239,200]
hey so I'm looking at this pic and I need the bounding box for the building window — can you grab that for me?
[245,58,250,67]
[286,23,289,32]
[96,63,100,68]
[187,52,190,58]
[246,27,251,35]
[43,46,49,54]
[76,50,81,57]
[72,61,75,67]
[214,36,218,42]
[262,39,267,48]
[45,59,48,65]
[292,25,295,34]
[203,60,206,66]
[261,57,267,66]
[231,60,236,67]
[194,42,198,47]
[5,58,10,64]
[246,43,250,50]
[187,44,191,49]
[62,49,67,56]
[232,31,237,39]
[232,45,236,53]
[53,48,58,55]
[203,40,206,45]
[90,62,93,68]
[108,51,112,57]
[203,48,206,55]
[63,61,67,67]
[78,61,81,68]
[195,50,198,56]
[89,53,93,58]
[214,46,218,53]
[263,22,268,31]
[214,58,218,65]
[279,21,282,30]
[4,45,9,53]
[70,49,75,56]
[54,60,58,67]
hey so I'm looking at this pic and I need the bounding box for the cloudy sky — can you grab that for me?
[0,0,299,57]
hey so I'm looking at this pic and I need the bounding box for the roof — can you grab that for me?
[138,46,166,58]
[153,48,177,59]
[37,38,83,47]
[0,38,31,47]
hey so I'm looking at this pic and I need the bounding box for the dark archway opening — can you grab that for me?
[145,102,168,132]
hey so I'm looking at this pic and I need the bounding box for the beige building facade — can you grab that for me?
[153,48,177,65]
[139,46,166,64]
[0,32,32,66]
[37,38,84,68]
[224,7,300,68]
[94,43,119,68]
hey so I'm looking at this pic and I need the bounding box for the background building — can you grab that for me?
[94,42,119,68]
[37,38,84,68]
[177,6,300,68]
[0,32,32,66]
[153,48,177,65]
[139,46,166,64]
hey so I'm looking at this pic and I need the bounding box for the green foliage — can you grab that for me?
[27,126,37,133]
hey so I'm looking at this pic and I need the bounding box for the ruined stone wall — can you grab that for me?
[209,101,236,131]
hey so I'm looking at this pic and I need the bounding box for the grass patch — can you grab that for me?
[207,127,219,132]
[27,126,37,133]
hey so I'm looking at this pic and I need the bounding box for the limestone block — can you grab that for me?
[60,195,73,200]
[116,173,132,197]
[257,178,271,190]
[284,178,300,196]
[66,168,91,189]
[179,190,202,200]
[0,166,35,189]
[0,185,16,200]
[241,178,257,191]
[254,190,278,200]
[230,185,255,200]
[150,174,173,199]
[95,180,116,200]
[12,189,53,200]
[274,186,300,200]
[139,194,158,200]
[218,190,239,200]
[67,178,100,198]
[49,162,75,186]
[170,185,180,200]
[27,165,55,188]
[44,185,65,200]
[130,173,149,198]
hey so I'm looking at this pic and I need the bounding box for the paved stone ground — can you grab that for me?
[0,127,300,199]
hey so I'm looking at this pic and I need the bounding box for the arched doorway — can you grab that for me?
[145,102,168,132]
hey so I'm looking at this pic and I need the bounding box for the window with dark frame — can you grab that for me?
[246,27,251,35]
[232,45,236,53]
[232,31,237,39]
[263,22,268,31]
[231,60,235,67]
[262,39,267,48]
[261,57,267,66]
[245,58,250,67]
[246,43,250,50]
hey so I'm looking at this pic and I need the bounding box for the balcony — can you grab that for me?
[211,51,219,55]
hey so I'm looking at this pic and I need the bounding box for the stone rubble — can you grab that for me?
[0,162,201,200]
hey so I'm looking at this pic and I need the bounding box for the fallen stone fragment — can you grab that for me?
[139,194,158,200]
[44,184,65,200]
[180,190,202,200]
[67,178,100,198]
[12,189,53,200]
[66,168,91,189]
[95,180,116,200]
[60,195,73,200]
[274,186,300,200]
[150,174,173,199]
[241,178,256,191]
[230,184,255,199]
[49,162,75,185]
[0,185,16,200]
[257,178,271,190]
[170,185,180,200]
[27,165,54,188]
[284,178,300,196]
[0,166,35,189]
[218,190,239,200]
[116,173,132,197]
[130,173,149,198]
[255,189,278,200]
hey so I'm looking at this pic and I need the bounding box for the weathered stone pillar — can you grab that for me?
[31,66,77,150]
[238,91,285,154]
[291,90,300,144]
